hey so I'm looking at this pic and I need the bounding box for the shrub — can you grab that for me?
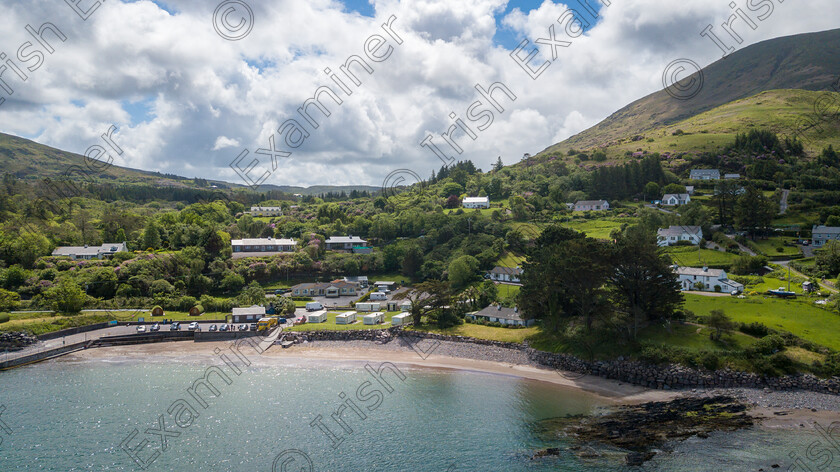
[700,352,720,370]
[769,352,796,374]
[739,322,770,338]
[0,313,9,324]
[749,335,786,356]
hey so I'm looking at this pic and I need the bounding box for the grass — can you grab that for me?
[665,246,739,268]
[640,322,757,352]
[496,284,520,301]
[559,217,636,240]
[410,322,538,343]
[285,311,403,331]
[1,310,230,334]
[683,294,840,351]
[748,237,802,257]
[496,251,525,268]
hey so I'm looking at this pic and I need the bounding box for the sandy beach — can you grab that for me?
[67,339,840,428]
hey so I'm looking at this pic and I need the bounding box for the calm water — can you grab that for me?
[0,353,823,471]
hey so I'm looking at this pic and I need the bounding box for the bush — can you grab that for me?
[739,322,770,338]
[0,313,9,324]
[749,335,786,356]
[700,352,720,370]
[769,352,796,374]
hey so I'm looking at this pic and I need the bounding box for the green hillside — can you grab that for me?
[541,28,840,156]
[539,89,840,164]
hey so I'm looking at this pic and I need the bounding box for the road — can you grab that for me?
[774,260,837,294]
[724,234,757,256]
[780,189,790,215]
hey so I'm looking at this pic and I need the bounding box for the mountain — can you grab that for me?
[0,132,380,195]
[540,28,840,157]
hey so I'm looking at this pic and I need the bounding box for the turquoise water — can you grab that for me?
[0,353,824,471]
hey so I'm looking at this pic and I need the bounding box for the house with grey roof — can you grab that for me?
[325,235,367,251]
[51,242,128,260]
[724,173,741,180]
[462,196,490,209]
[487,266,523,283]
[231,237,297,259]
[812,225,840,248]
[689,169,720,180]
[662,193,691,206]
[574,200,610,211]
[467,304,534,326]
[231,305,266,323]
[674,266,743,294]
[657,226,703,247]
[249,206,283,216]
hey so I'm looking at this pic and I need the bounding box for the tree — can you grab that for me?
[816,240,840,278]
[517,226,610,332]
[406,280,452,326]
[713,180,742,226]
[662,183,686,195]
[609,226,683,339]
[447,255,479,289]
[401,245,424,278]
[733,186,776,239]
[45,279,87,314]
[0,288,20,312]
[143,219,161,249]
[643,182,661,201]
[275,296,296,315]
[707,309,734,341]
[238,281,266,306]
[493,156,504,172]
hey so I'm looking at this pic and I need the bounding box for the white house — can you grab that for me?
[488,266,523,283]
[812,225,840,247]
[325,235,367,251]
[574,200,609,211]
[231,238,296,258]
[689,169,720,180]
[662,193,691,206]
[467,305,534,327]
[724,173,741,180]
[657,226,703,247]
[249,206,283,216]
[674,266,743,294]
[462,196,490,209]
[231,305,266,323]
[52,242,128,260]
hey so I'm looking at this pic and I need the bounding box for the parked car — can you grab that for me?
[170,322,180,331]
[136,325,146,333]
[188,322,199,331]
[249,323,258,331]
[238,324,248,331]
[219,323,229,332]
[209,324,218,332]
[150,323,160,332]
[274,289,289,295]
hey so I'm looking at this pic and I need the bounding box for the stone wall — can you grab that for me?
[283,328,840,395]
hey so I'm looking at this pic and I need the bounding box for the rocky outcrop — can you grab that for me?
[0,331,38,351]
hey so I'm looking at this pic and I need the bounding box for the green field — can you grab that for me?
[496,283,520,301]
[748,237,802,258]
[496,252,525,268]
[684,294,840,350]
[665,246,738,268]
[560,217,636,240]
[285,311,403,331]
[410,323,538,343]
[640,322,757,352]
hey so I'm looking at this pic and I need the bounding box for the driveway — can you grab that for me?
[780,189,790,214]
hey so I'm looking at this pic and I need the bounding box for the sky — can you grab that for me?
[0,0,837,188]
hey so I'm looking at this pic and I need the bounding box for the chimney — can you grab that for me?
[703,266,708,272]
[497,305,502,311]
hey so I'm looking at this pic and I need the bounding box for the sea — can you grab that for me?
[0,352,830,471]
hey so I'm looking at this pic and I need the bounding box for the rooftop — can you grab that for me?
[657,225,702,237]
[325,235,367,243]
[813,225,840,234]
[231,238,296,246]
[674,266,725,277]
[474,305,525,322]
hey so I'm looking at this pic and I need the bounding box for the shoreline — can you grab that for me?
[63,339,840,428]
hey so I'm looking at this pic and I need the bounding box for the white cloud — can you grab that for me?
[0,0,837,187]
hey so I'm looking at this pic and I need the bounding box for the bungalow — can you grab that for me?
[290,281,360,298]
[685,186,695,195]
[674,266,743,294]
[487,266,523,283]
[662,193,691,206]
[325,235,367,251]
[52,242,128,260]
[689,169,720,180]
[574,200,609,212]
[231,305,266,323]
[467,305,534,327]
[374,281,398,292]
[249,206,283,216]
[231,237,296,258]
[657,226,703,247]
[343,276,369,287]
[724,173,741,180]
[812,225,840,248]
[462,196,490,209]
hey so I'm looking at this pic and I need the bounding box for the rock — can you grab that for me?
[626,451,655,466]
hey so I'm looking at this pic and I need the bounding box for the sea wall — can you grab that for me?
[284,328,840,395]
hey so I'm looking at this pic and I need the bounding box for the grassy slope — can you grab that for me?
[539,28,840,155]
[684,294,840,351]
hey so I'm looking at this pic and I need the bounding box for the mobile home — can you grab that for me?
[391,313,412,327]
[355,302,381,312]
[335,311,357,324]
[363,312,385,325]
[370,292,387,301]
[306,310,328,323]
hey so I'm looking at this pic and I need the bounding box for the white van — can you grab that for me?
[305,301,324,311]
